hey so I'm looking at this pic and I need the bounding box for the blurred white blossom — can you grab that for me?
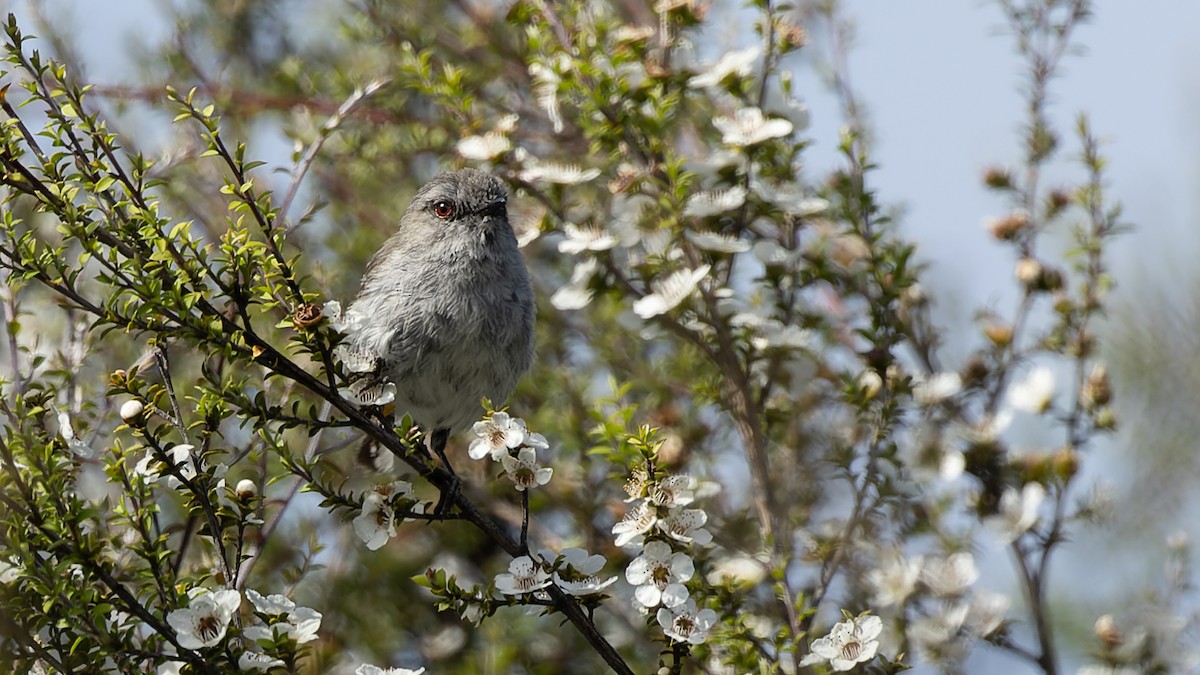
[867,551,922,607]
[456,132,511,161]
[559,223,618,254]
[705,554,766,586]
[914,371,962,405]
[922,552,979,597]
[529,56,568,133]
[551,259,600,311]
[751,179,829,216]
[687,229,750,253]
[519,160,600,185]
[683,186,747,217]
[687,46,760,88]
[714,107,793,146]
[1009,364,1055,412]
[967,589,1010,637]
[988,482,1045,543]
[633,265,710,319]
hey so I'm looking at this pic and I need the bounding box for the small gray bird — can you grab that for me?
[343,168,535,476]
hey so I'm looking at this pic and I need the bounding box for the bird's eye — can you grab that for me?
[432,200,455,219]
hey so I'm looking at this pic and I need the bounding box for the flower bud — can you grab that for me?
[986,210,1030,242]
[961,356,990,387]
[1052,446,1079,480]
[983,321,1013,348]
[1094,614,1121,649]
[1046,189,1072,218]
[1083,364,1112,408]
[1015,258,1042,286]
[119,399,145,425]
[235,479,258,500]
[983,166,1012,189]
[110,369,128,387]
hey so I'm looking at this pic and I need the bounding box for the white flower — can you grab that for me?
[519,160,600,185]
[656,598,717,645]
[500,447,553,491]
[355,666,426,675]
[687,46,761,88]
[135,444,199,488]
[613,501,658,547]
[334,344,380,374]
[456,132,511,161]
[648,475,696,507]
[922,552,979,597]
[0,557,21,583]
[988,482,1045,543]
[683,186,747,217]
[523,431,550,451]
[495,555,551,595]
[633,265,710,319]
[866,551,922,608]
[550,547,619,596]
[559,223,617,254]
[714,107,793,146]
[244,590,322,644]
[914,371,962,405]
[750,179,829,216]
[687,229,750,253]
[626,540,694,608]
[1009,364,1055,413]
[323,300,366,334]
[167,587,241,650]
[468,412,527,460]
[238,652,285,671]
[246,589,295,615]
[551,258,600,311]
[354,491,397,551]
[656,508,712,545]
[804,615,883,672]
[56,408,95,458]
